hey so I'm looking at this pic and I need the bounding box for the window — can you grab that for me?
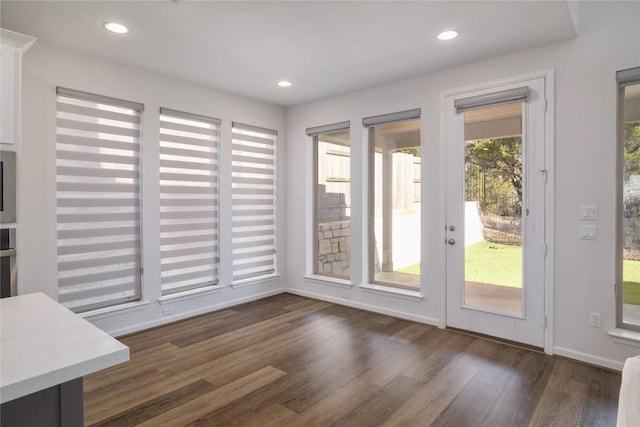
[307,121,351,280]
[159,108,220,295]
[365,109,422,290]
[231,122,277,282]
[56,87,143,312]
[617,67,640,331]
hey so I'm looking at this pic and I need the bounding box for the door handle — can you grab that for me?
[447,238,456,245]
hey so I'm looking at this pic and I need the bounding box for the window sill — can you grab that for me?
[158,285,224,305]
[304,274,352,288]
[609,328,640,348]
[80,300,150,322]
[359,283,423,301]
[231,273,280,289]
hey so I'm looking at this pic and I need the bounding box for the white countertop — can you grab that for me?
[0,292,129,403]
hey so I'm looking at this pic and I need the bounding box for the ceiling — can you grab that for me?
[465,103,521,124]
[1,1,578,107]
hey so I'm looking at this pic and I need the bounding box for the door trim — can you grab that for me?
[438,69,555,355]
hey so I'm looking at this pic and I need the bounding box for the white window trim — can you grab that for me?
[157,283,224,304]
[309,129,352,282]
[80,300,150,321]
[305,123,352,281]
[359,283,423,301]
[615,67,640,333]
[229,272,280,289]
[304,274,353,289]
[365,112,423,292]
[609,328,640,348]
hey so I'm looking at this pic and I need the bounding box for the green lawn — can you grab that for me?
[398,240,521,287]
[464,240,522,288]
[624,260,640,306]
[398,240,640,305]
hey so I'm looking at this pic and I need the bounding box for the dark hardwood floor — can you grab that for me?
[84,293,621,426]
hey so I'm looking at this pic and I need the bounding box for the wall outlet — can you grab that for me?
[342,289,350,299]
[162,307,173,316]
[590,312,602,328]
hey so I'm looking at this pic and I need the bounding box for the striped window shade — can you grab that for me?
[160,108,220,295]
[56,87,143,313]
[231,122,277,282]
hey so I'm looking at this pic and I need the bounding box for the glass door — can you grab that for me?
[463,101,524,316]
[445,78,547,348]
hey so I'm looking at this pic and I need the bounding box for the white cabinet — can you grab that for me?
[1,29,36,145]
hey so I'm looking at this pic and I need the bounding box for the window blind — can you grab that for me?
[617,66,640,87]
[363,109,421,127]
[306,120,350,136]
[56,87,143,313]
[454,87,529,113]
[231,122,277,282]
[160,108,220,295]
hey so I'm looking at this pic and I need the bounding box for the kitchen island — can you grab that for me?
[0,292,129,426]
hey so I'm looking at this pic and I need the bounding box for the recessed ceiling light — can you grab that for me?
[436,30,459,41]
[103,22,129,34]
[278,81,293,88]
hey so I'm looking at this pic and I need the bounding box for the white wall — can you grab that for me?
[285,1,640,369]
[20,42,286,336]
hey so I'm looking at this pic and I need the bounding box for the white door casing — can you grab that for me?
[443,75,548,348]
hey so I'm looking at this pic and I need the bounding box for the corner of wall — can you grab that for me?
[566,1,580,36]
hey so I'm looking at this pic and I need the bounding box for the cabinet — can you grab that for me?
[1,29,36,145]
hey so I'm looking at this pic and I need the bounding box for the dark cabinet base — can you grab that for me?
[1,378,83,427]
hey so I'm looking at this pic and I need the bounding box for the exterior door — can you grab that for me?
[444,77,547,348]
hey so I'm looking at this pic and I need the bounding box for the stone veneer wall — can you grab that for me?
[317,219,351,276]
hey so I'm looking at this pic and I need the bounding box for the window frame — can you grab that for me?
[311,129,352,281]
[367,126,380,287]
[55,87,144,313]
[616,66,640,332]
[365,110,422,290]
[230,122,278,283]
[158,107,221,296]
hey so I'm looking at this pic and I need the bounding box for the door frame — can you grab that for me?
[438,69,555,355]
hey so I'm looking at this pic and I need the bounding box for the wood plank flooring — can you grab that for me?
[84,293,621,426]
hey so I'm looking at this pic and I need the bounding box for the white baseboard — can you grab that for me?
[553,346,625,371]
[107,287,287,337]
[287,288,440,327]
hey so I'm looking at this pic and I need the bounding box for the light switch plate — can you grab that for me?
[580,205,598,220]
[579,224,597,240]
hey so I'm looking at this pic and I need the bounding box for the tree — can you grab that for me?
[465,136,522,216]
[465,136,522,200]
[396,147,420,157]
[625,122,640,181]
